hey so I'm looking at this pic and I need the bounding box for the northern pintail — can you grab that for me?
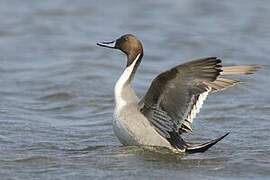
[97,34,260,153]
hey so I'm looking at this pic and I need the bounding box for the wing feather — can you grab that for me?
[139,57,260,147]
[140,57,222,146]
[179,89,210,134]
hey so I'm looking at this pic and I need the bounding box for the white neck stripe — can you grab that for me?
[114,53,141,110]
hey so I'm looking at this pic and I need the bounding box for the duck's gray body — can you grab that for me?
[97,34,260,153]
[113,54,172,149]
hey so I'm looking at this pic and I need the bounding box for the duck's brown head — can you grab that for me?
[97,34,143,67]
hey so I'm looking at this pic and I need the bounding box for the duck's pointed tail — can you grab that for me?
[185,132,229,154]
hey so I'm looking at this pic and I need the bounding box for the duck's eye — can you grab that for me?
[124,37,128,41]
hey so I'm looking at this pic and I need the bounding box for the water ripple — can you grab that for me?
[0,0,269,179]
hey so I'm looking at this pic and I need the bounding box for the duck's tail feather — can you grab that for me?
[185,132,229,154]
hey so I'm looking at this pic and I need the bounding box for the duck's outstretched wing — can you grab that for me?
[139,57,222,147]
[139,57,260,149]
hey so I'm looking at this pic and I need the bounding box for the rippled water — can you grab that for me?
[0,0,270,179]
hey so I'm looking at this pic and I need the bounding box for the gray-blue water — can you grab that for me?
[0,0,269,179]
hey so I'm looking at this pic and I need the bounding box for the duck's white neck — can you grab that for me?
[114,53,141,111]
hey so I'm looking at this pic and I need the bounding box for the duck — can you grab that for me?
[97,34,260,153]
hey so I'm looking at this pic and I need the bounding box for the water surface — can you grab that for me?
[0,0,270,179]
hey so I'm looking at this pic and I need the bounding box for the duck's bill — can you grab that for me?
[97,40,116,48]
